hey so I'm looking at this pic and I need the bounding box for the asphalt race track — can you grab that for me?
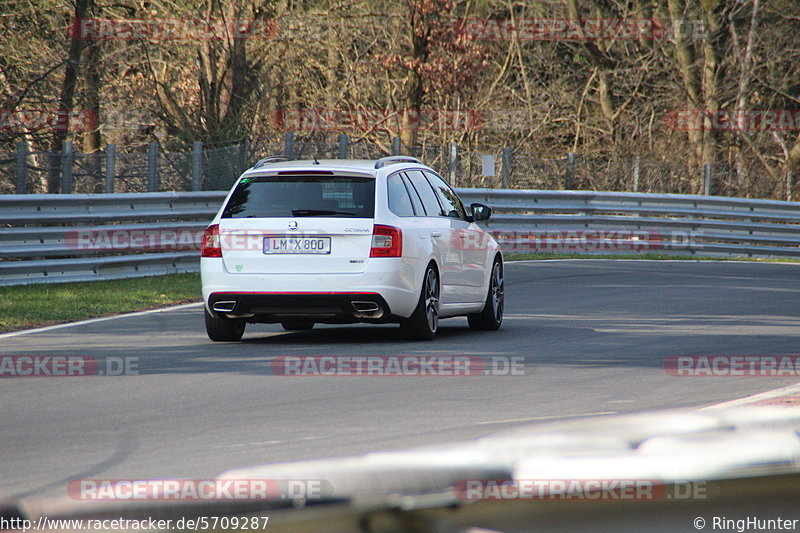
[2,260,799,500]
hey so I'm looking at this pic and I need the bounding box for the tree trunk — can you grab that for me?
[667,0,705,192]
[48,0,91,193]
[733,0,761,195]
[400,3,429,153]
[786,133,800,201]
[83,38,103,192]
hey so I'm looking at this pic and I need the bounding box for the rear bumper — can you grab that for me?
[207,291,393,323]
[201,256,421,319]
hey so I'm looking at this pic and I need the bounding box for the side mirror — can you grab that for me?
[470,203,492,222]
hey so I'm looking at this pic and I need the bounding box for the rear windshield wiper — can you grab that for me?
[291,209,356,217]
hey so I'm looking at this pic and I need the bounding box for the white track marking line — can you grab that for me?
[477,411,618,425]
[0,302,203,339]
[701,382,800,410]
[507,259,800,265]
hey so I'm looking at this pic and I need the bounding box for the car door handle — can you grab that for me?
[430,231,442,237]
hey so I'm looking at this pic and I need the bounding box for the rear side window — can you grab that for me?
[405,170,443,216]
[222,176,375,218]
[387,173,415,216]
[401,174,425,215]
[424,171,467,219]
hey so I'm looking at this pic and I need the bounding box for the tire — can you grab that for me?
[468,258,504,331]
[205,307,246,342]
[281,319,315,331]
[400,265,440,340]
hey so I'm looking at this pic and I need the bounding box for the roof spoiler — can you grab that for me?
[374,156,421,169]
[253,155,292,169]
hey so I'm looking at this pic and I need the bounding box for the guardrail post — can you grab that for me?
[105,144,116,193]
[284,132,295,158]
[565,152,575,190]
[501,147,512,188]
[703,162,712,196]
[633,155,640,192]
[61,141,74,194]
[147,141,159,192]
[392,136,401,156]
[15,142,28,194]
[192,141,203,192]
[448,141,459,187]
[239,138,249,173]
[338,134,349,159]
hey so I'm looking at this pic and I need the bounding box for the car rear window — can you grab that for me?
[222,175,375,218]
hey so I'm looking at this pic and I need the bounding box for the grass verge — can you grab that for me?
[0,273,201,334]
[2,253,798,334]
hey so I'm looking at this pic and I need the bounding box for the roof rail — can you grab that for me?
[253,155,292,168]
[374,156,422,169]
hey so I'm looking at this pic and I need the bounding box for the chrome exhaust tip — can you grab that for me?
[212,301,237,313]
[351,301,384,319]
[352,301,380,313]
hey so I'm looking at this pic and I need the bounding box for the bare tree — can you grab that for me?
[48,0,92,192]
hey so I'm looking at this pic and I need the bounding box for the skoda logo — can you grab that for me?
[287,220,299,231]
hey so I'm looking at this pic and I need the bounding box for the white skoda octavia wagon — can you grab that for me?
[200,156,504,341]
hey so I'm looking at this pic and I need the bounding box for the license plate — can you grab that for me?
[263,236,331,254]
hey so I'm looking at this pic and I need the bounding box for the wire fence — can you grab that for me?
[0,135,789,199]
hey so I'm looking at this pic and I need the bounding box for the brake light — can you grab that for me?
[201,224,222,257]
[370,225,402,257]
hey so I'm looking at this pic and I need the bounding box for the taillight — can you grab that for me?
[201,224,222,257]
[370,225,402,257]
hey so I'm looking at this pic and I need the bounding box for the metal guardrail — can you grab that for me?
[458,189,800,258]
[0,192,226,286]
[1,189,800,286]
